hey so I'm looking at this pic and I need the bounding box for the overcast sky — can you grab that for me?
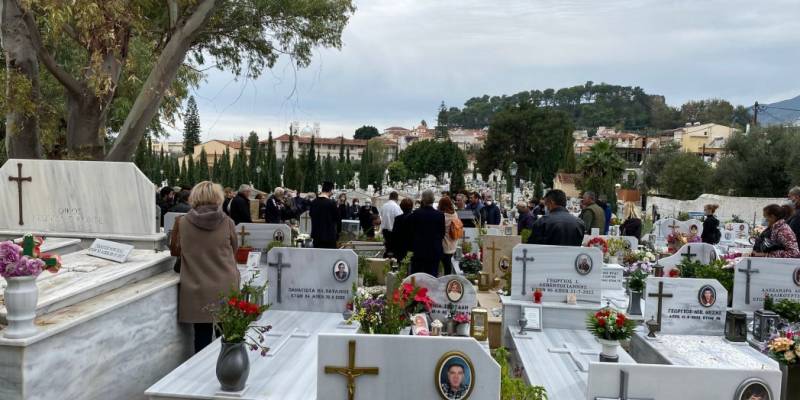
[167,0,800,141]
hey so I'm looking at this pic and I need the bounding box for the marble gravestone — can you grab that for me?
[658,243,718,274]
[265,248,358,313]
[601,264,625,291]
[298,211,312,234]
[732,257,800,312]
[582,235,639,251]
[317,334,500,400]
[510,244,603,304]
[0,159,158,238]
[163,212,186,238]
[461,227,481,255]
[588,362,782,400]
[720,222,751,244]
[481,235,521,287]
[235,223,292,253]
[402,273,477,322]
[654,218,704,242]
[645,277,727,336]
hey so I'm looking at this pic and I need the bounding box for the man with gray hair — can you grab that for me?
[408,190,445,276]
[229,184,253,225]
[579,191,605,234]
[265,187,286,224]
[788,186,800,240]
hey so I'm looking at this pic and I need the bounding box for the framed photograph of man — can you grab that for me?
[698,285,717,308]
[574,254,593,275]
[793,267,800,287]
[273,230,285,242]
[734,378,772,400]
[436,351,475,400]
[411,313,430,336]
[332,260,350,282]
[446,279,464,303]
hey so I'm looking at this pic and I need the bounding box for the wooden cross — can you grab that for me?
[647,281,673,329]
[485,240,500,275]
[237,225,250,247]
[595,370,653,400]
[547,343,599,373]
[268,252,291,303]
[681,246,697,262]
[324,340,379,400]
[516,248,535,296]
[9,163,32,225]
[737,259,759,305]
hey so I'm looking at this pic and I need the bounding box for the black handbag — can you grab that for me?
[753,228,784,253]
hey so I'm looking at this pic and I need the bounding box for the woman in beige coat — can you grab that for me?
[177,181,239,353]
[439,196,458,276]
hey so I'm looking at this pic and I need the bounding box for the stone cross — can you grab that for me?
[237,225,250,247]
[485,240,500,275]
[324,340,379,400]
[737,259,759,305]
[8,163,32,225]
[547,343,599,372]
[681,246,697,262]
[268,252,291,303]
[516,248,535,296]
[647,281,673,328]
[595,370,653,400]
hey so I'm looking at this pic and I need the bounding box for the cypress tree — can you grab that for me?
[304,136,318,192]
[267,131,280,189]
[197,148,209,181]
[187,155,196,186]
[180,157,188,186]
[283,128,298,190]
[247,131,260,186]
[183,96,201,155]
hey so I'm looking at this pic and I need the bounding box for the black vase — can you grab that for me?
[216,341,250,392]
[627,291,643,316]
[781,363,800,400]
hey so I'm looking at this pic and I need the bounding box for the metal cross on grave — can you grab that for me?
[237,225,250,247]
[8,163,32,225]
[324,340,379,400]
[268,252,291,303]
[668,220,680,233]
[647,281,673,329]
[737,259,759,305]
[516,248,535,296]
[595,370,653,400]
[485,240,500,275]
[547,343,599,373]
[681,246,697,262]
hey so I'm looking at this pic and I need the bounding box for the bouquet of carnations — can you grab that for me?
[0,235,61,278]
[453,312,470,325]
[393,281,434,316]
[586,308,636,341]
[207,275,271,355]
[586,237,609,254]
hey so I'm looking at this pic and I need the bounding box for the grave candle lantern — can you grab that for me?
[724,310,747,342]
[533,288,543,304]
[430,320,443,336]
[478,272,491,291]
[470,308,488,341]
[753,309,780,342]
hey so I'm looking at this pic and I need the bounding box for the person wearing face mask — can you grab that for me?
[358,199,379,237]
[516,201,535,235]
[480,194,502,225]
[349,199,360,220]
[787,186,800,241]
[526,189,585,246]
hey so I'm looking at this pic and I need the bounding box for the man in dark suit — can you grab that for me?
[310,181,339,249]
[229,184,253,225]
[408,190,445,276]
[527,189,585,246]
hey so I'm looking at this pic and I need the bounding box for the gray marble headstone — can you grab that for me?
[265,248,357,313]
[235,223,292,251]
[510,244,603,304]
[0,159,156,235]
[645,277,727,335]
[732,257,800,312]
[720,222,750,244]
[317,334,500,400]
[401,273,477,322]
[163,212,186,238]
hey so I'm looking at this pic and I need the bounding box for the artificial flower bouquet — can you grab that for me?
[586,308,636,341]
[586,237,608,254]
[459,252,483,275]
[347,287,405,334]
[767,334,800,365]
[0,235,61,278]
[208,275,271,355]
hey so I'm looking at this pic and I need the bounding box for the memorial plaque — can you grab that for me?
[601,264,625,291]
[402,273,477,322]
[87,239,134,263]
[510,244,603,304]
[645,277,727,335]
[235,223,292,252]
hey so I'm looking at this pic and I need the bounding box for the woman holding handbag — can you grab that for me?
[170,181,239,353]
[752,204,800,258]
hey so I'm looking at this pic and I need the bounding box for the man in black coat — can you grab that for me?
[229,184,253,225]
[168,190,192,213]
[264,187,287,224]
[527,189,585,247]
[310,182,339,249]
[390,198,414,262]
[408,190,445,276]
[358,200,379,237]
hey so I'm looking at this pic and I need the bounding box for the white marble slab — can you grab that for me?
[510,244,603,304]
[588,362,782,400]
[461,227,481,254]
[601,264,625,291]
[644,277,727,336]
[732,257,800,312]
[0,159,157,236]
[655,218,704,239]
[630,331,779,370]
[146,311,355,400]
[317,334,500,400]
[235,223,292,251]
[658,243,719,274]
[509,328,634,400]
[265,248,357,313]
[0,249,173,323]
[402,273,478,322]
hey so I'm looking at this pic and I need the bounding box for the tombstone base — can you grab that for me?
[599,354,619,363]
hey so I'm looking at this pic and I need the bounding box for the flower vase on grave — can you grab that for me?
[608,255,619,265]
[456,323,470,337]
[597,338,620,363]
[216,340,250,392]
[3,276,39,339]
[781,363,800,400]
[235,247,252,264]
[626,291,643,317]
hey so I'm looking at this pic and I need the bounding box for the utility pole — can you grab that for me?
[753,101,759,126]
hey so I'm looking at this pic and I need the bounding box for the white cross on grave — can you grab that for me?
[595,370,653,400]
[547,343,599,373]
[264,327,311,357]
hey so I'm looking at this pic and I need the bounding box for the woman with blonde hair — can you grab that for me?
[619,201,642,239]
[172,181,239,353]
[438,196,458,276]
[701,204,721,245]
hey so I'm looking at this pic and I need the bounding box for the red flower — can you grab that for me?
[669,269,680,278]
[598,318,606,327]
[228,298,237,306]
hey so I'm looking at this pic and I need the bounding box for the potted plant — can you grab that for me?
[766,335,800,399]
[1,235,61,339]
[235,239,253,264]
[453,312,471,336]
[586,307,636,362]
[459,253,483,275]
[207,275,271,392]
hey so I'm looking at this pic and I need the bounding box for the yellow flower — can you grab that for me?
[769,337,793,352]
[786,350,797,362]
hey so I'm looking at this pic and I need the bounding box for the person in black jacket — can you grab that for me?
[310,182,339,249]
[701,204,721,245]
[527,189,585,246]
[480,194,502,225]
[169,190,192,213]
[229,184,253,225]
[390,198,414,262]
[221,187,234,216]
[788,186,800,241]
[157,187,175,226]
[264,188,287,224]
[408,190,445,276]
[336,193,350,234]
[619,201,643,239]
[358,200,379,237]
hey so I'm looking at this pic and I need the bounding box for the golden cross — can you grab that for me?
[324,340,379,400]
[485,240,500,275]
[237,225,250,247]
[410,276,416,287]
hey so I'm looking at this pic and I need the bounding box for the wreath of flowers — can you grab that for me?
[586,237,609,254]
